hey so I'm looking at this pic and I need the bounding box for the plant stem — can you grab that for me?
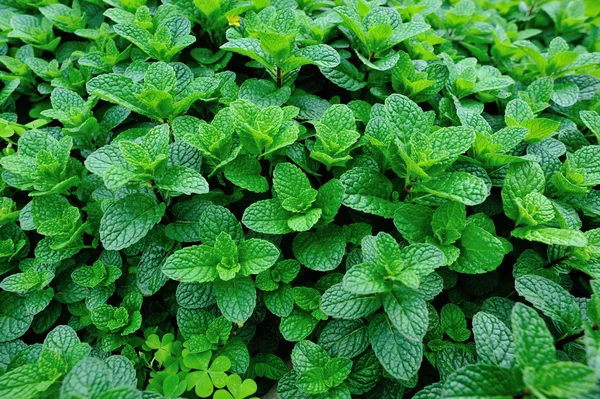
[557,324,598,347]
[276,67,282,88]
[543,255,568,269]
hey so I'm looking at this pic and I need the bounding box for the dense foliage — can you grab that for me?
[0,0,600,398]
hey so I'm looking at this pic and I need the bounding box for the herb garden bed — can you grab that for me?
[0,0,599,398]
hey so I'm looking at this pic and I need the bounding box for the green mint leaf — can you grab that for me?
[163,245,219,283]
[238,238,279,275]
[280,308,319,342]
[100,194,165,251]
[524,361,596,398]
[0,293,34,342]
[502,162,546,221]
[263,285,294,317]
[273,162,317,213]
[511,303,556,369]
[223,155,269,193]
[291,340,329,373]
[368,314,422,380]
[394,203,434,243]
[580,110,600,141]
[413,172,489,206]
[452,223,507,274]
[318,319,369,359]
[511,226,587,247]
[197,205,244,246]
[293,225,346,271]
[156,166,209,195]
[382,287,428,341]
[440,303,471,342]
[340,167,397,218]
[440,364,524,399]
[472,311,515,368]
[214,276,256,324]
[321,283,382,320]
[515,274,582,329]
[242,199,294,235]
[431,202,466,245]
[0,364,47,399]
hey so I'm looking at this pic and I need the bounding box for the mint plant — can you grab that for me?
[242,162,343,233]
[221,6,340,87]
[86,61,219,122]
[0,0,600,398]
[333,3,430,71]
[163,204,280,323]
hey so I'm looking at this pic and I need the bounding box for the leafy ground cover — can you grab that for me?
[0,0,600,398]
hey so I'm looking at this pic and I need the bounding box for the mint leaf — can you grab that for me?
[441,364,524,399]
[238,239,280,275]
[156,166,209,195]
[452,223,507,274]
[197,205,244,246]
[413,172,489,206]
[441,303,471,342]
[0,364,46,399]
[511,226,587,247]
[525,362,596,398]
[394,204,434,243]
[472,311,515,368]
[242,199,293,235]
[100,194,165,251]
[515,274,582,329]
[369,314,422,380]
[321,284,381,320]
[511,303,556,369]
[280,309,319,342]
[223,155,269,193]
[293,226,346,271]
[340,168,397,218]
[318,320,368,359]
[382,287,428,341]
[162,245,219,283]
[214,276,256,324]
[0,293,33,342]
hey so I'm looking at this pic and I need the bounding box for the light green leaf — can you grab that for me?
[525,362,596,398]
[394,204,434,243]
[100,194,165,251]
[515,275,582,329]
[156,166,209,195]
[238,239,280,275]
[511,303,556,369]
[413,172,488,206]
[162,245,219,283]
[280,309,319,342]
[321,284,381,320]
[511,226,587,247]
[452,223,506,274]
[431,202,466,245]
[242,199,294,234]
[441,364,524,399]
[502,162,546,221]
[472,312,515,368]
[343,262,387,295]
[293,226,346,271]
[223,155,269,193]
[340,168,397,218]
